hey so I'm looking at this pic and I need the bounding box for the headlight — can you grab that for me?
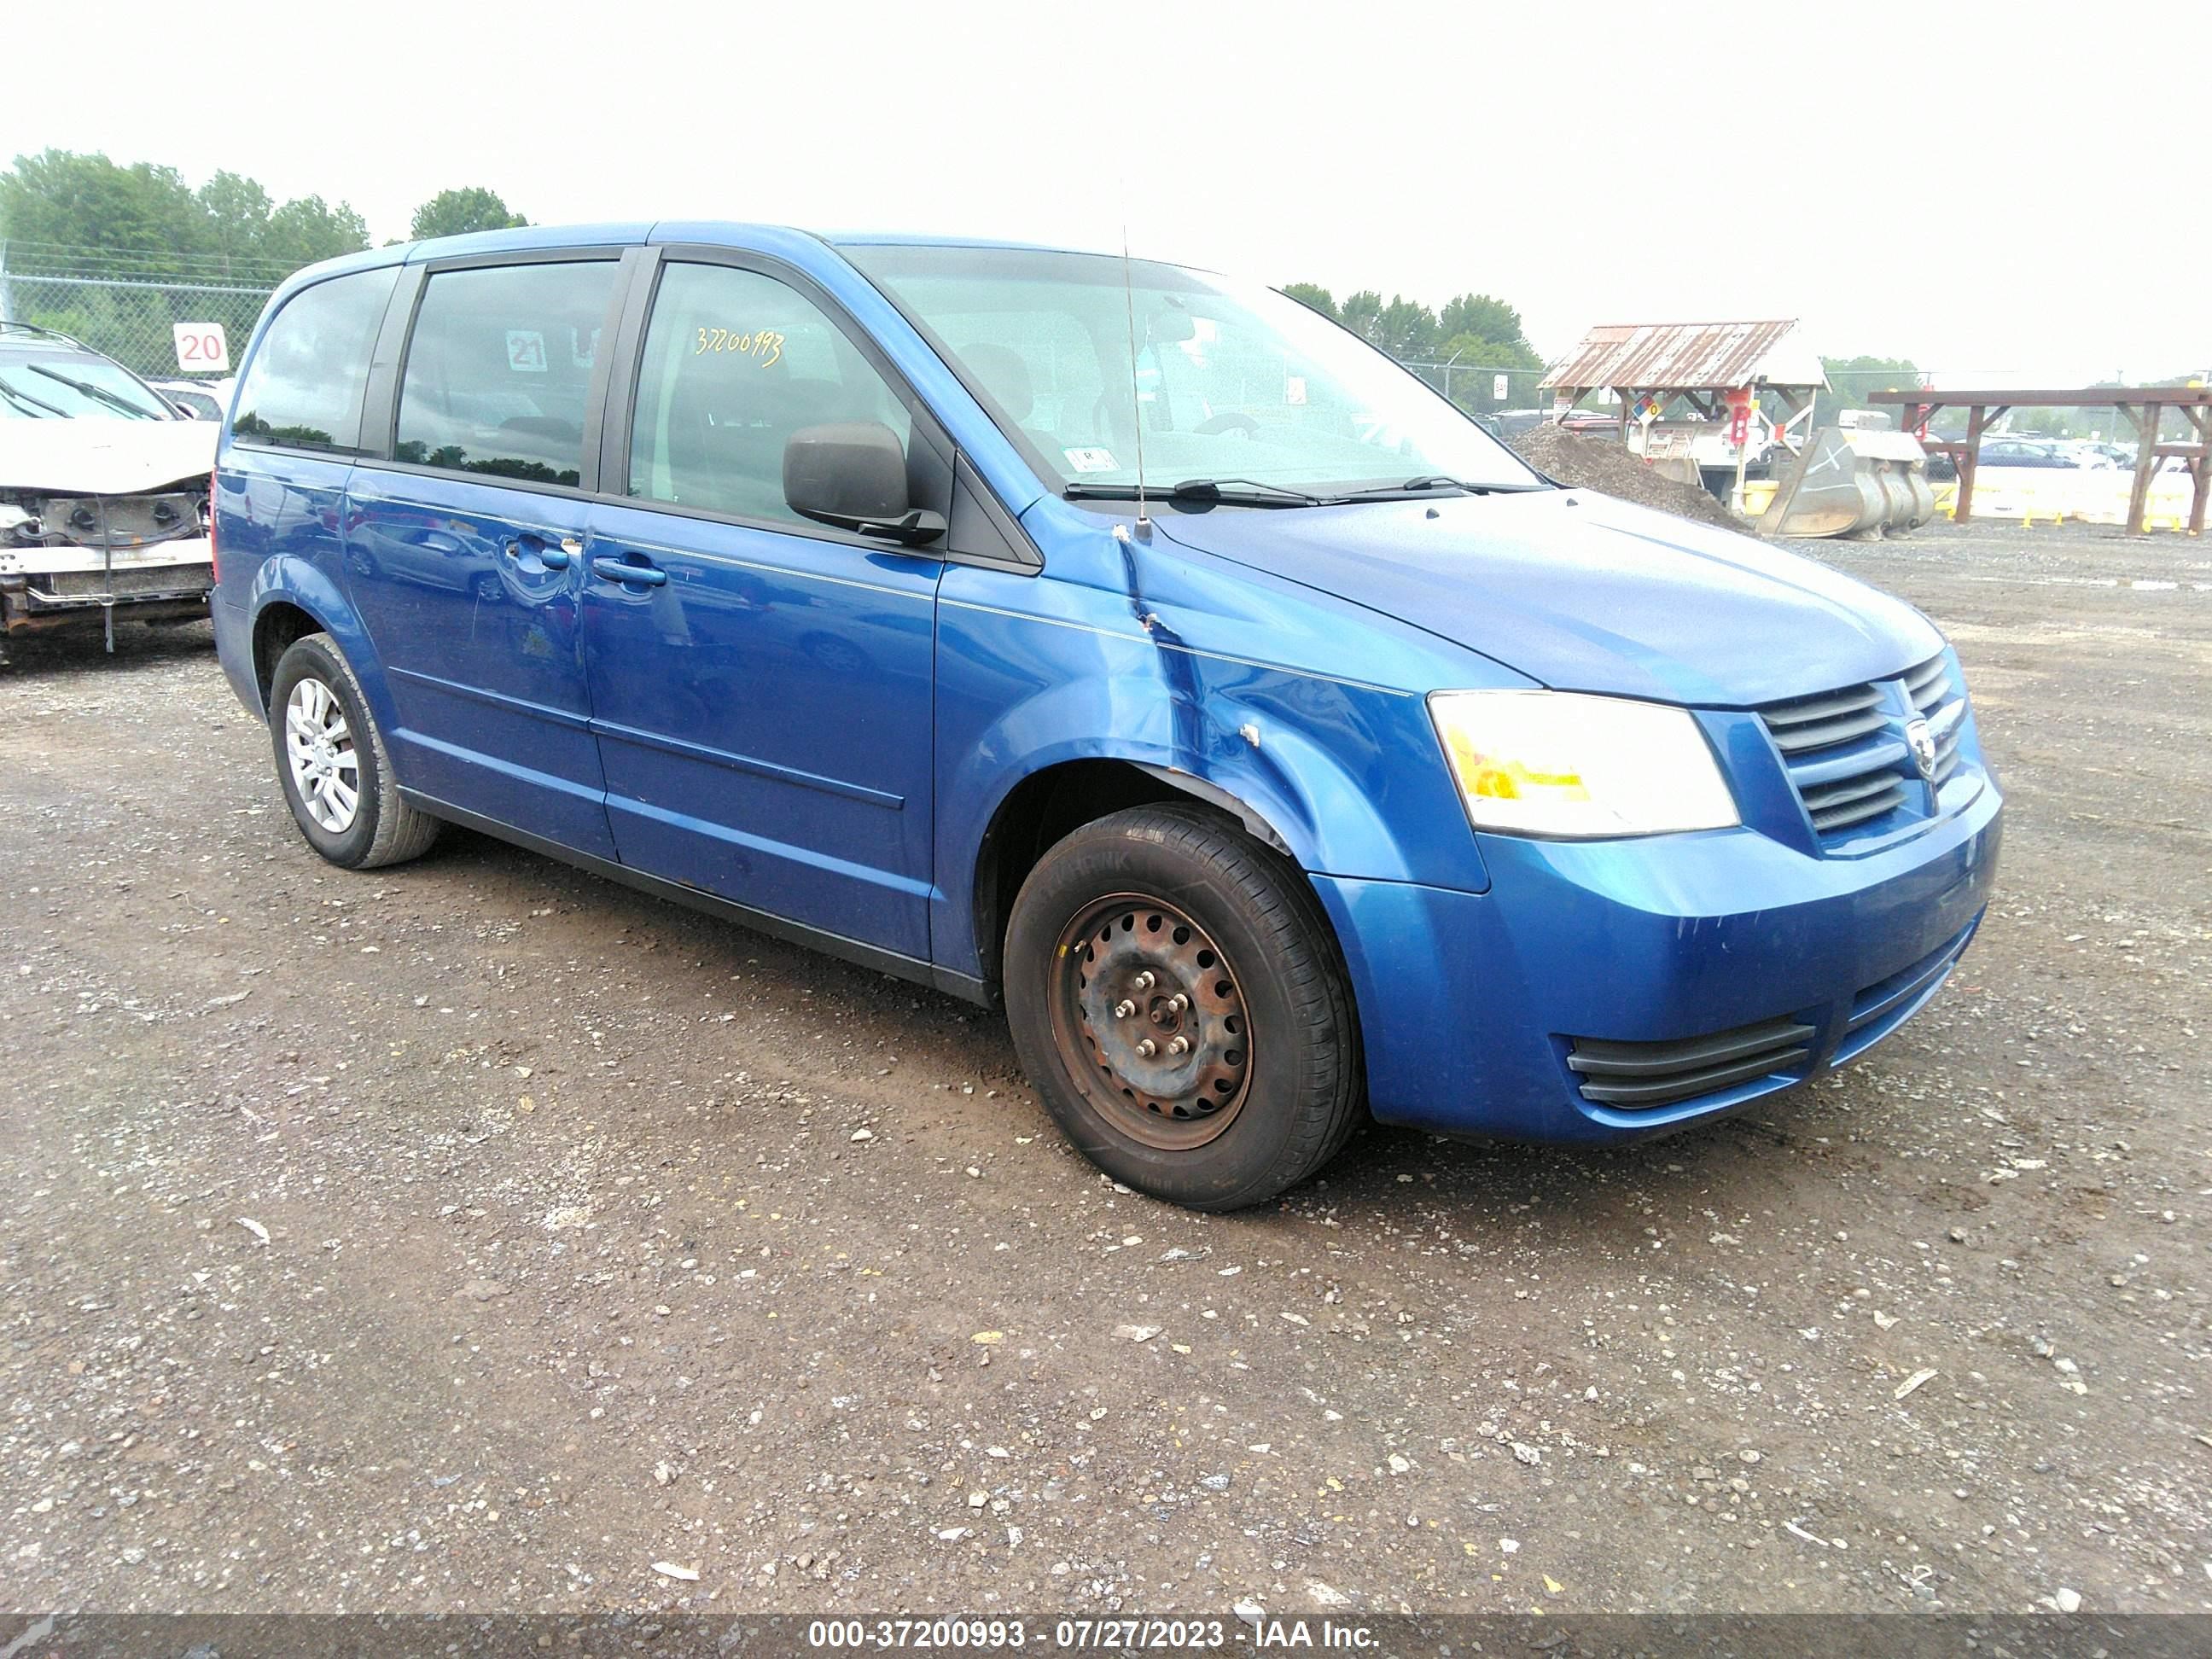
[1428,690,1738,839]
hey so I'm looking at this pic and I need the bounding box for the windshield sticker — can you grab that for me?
[569,327,600,369]
[693,327,785,368]
[505,330,548,373]
[1064,446,1119,473]
[1285,375,1307,406]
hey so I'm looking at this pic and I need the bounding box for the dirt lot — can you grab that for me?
[3,519,2209,1621]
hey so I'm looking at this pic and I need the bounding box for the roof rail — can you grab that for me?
[0,318,91,351]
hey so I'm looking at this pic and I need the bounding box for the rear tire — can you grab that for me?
[268,632,439,870]
[1004,805,1362,1210]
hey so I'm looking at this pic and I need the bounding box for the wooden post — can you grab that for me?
[1957,405,1997,523]
[1767,387,1808,451]
[2122,403,2160,534]
[2186,405,2210,537]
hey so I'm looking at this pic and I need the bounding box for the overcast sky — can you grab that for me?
[9,0,2207,382]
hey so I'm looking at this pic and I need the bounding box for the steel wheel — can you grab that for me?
[283,674,359,835]
[1048,892,1254,1150]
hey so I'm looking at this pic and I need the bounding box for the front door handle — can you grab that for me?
[591,555,667,587]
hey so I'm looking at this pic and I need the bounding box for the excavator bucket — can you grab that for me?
[1758,427,1936,538]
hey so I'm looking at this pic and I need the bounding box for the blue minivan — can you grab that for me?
[211,224,2000,1209]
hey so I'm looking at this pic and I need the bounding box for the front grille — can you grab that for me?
[1903,657,1966,785]
[1761,682,1911,834]
[1760,654,1970,843]
[1761,684,1888,755]
[1566,1016,1818,1109]
[1903,655,1950,713]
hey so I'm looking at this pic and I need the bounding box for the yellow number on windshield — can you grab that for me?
[691,327,785,369]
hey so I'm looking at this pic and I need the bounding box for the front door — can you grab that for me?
[343,256,626,860]
[580,256,943,960]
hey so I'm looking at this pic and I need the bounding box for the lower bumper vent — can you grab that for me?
[1567,1016,1817,1109]
[33,565,215,602]
[1834,923,1976,1062]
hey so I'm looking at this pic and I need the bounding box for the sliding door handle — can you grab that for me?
[591,556,667,587]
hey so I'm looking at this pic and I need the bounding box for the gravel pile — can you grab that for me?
[1511,422,1747,531]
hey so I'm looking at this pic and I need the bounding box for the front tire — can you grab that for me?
[1004,806,1362,1210]
[268,632,439,870]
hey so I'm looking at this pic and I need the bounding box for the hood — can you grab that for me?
[1150,487,1942,706]
[3,418,219,496]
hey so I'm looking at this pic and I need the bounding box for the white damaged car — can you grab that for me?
[1,322,218,654]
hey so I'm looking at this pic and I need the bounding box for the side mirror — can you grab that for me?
[782,422,945,547]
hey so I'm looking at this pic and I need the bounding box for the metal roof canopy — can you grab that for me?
[1869,386,2209,535]
[1541,319,1827,394]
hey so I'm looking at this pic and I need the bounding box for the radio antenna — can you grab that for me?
[1120,222,1148,529]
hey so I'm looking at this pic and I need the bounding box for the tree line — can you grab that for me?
[1280,282,1544,375]
[0,149,529,281]
[8,150,1578,419]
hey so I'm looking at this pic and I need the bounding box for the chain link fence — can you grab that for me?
[1400,362,1550,419]
[0,253,274,382]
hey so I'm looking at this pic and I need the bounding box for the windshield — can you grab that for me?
[842,244,1543,499]
[0,352,176,421]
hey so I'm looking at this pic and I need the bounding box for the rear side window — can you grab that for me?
[626,263,911,525]
[232,267,399,452]
[395,261,620,487]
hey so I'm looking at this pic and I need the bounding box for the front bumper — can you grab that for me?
[1313,771,2001,1144]
[0,538,215,634]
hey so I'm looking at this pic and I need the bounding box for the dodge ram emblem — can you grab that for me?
[1905,717,1938,782]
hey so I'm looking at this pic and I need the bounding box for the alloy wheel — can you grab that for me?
[284,675,360,835]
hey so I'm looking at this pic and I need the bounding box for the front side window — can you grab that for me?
[231,267,399,451]
[626,263,911,526]
[843,244,1541,498]
[395,261,620,486]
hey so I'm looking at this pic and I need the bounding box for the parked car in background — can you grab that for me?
[1976,438,2071,469]
[2056,440,2120,470]
[147,377,236,421]
[211,224,2000,1210]
[0,322,218,654]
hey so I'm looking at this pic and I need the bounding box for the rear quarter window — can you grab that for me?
[231,267,400,453]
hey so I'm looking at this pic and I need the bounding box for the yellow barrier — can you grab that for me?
[1927,470,2196,532]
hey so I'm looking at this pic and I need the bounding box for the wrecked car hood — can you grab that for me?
[3,419,218,495]
[1150,486,1943,707]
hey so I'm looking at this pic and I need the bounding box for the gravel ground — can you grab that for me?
[3,518,2208,1620]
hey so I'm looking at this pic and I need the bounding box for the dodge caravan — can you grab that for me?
[212,224,2001,1210]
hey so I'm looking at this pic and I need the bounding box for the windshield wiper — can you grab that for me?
[1065,476,1325,508]
[1330,475,1550,503]
[26,364,158,420]
[0,379,69,418]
